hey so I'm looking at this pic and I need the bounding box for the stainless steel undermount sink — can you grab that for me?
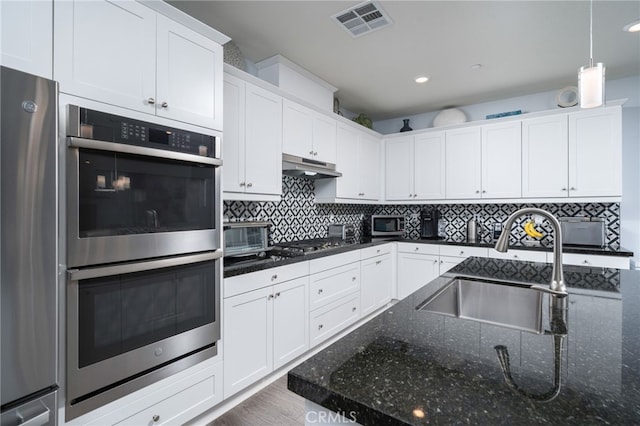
[416,277,544,334]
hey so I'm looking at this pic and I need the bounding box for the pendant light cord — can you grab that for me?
[589,0,594,67]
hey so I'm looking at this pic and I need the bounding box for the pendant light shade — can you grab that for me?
[578,0,605,108]
[579,62,605,108]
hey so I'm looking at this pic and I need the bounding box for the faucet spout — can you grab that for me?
[494,208,566,295]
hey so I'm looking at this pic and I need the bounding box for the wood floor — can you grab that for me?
[210,376,305,426]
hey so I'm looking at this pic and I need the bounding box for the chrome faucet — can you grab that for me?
[495,208,567,296]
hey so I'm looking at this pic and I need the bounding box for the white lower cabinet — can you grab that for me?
[310,293,360,348]
[223,275,309,398]
[439,245,489,274]
[360,249,393,317]
[556,253,630,270]
[396,243,440,300]
[487,248,548,263]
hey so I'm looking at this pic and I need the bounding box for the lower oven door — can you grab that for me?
[66,137,221,268]
[65,250,221,420]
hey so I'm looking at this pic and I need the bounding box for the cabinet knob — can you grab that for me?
[239,182,246,187]
[376,260,382,265]
[475,190,480,194]
[268,294,274,300]
[152,415,160,422]
[376,249,381,253]
[352,306,357,312]
[271,274,278,281]
[318,289,323,294]
[352,276,357,281]
[583,260,589,264]
[482,190,486,194]
[275,292,281,298]
[459,251,464,255]
[433,260,438,264]
[440,260,444,264]
[409,194,413,198]
[309,150,314,155]
[570,187,577,191]
[561,188,567,191]
[161,101,168,108]
[318,324,323,330]
[414,247,419,251]
[313,151,318,156]
[513,255,519,259]
[147,97,155,105]
[413,194,418,198]
[247,182,253,188]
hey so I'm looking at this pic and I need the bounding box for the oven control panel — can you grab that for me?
[71,106,217,158]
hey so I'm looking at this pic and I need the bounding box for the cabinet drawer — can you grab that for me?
[487,249,547,263]
[224,261,309,297]
[115,373,218,426]
[309,250,360,274]
[360,243,392,260]
[310,294,360,347]
[558,253,630,270]
[310,263,360,311]
[439,245,488,258]
[396,242,439,255]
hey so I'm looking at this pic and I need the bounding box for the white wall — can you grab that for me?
[621,106,640,268]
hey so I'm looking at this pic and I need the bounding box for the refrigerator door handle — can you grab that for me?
[17,404,50,426]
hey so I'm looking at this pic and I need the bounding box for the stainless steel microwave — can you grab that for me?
[370,215,405,238]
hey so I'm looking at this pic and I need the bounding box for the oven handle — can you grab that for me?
[67,250,223,281]
[67,137,223,167]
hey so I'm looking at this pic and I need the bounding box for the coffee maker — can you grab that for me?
[421,206,441,239]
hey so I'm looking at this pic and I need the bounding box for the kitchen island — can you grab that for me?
[288,257,640,425]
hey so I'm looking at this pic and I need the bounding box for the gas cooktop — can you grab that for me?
[271,237,355,256]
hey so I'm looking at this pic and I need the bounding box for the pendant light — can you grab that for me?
[578,0,605,108]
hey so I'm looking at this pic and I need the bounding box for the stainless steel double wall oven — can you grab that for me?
[64,106,222,420]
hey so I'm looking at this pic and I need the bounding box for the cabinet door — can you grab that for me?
[54,0,156,112]
[1,0,53,78]
[312,113,337,163]
[439,256,465,274]
[222,74,245,193]
[282,99,313,158]
[223,286,273,398]
[335,124,360,199]
[385,136,414,201]
[569,107,622,197]
[358,133,380,200]
[414,131,446,200]
[481,121,522,198]
[273,277,309,369]
[445,127,482,199]
[244,84,283,196]
[522,115,569,198]
[397,253,439,300]
[156,15,223,129]
[361,254,392,317]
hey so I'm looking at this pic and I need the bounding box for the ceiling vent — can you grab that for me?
[332,1,392,38]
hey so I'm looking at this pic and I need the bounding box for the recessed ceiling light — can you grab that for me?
[415,76,429,83]
[470,63,482,70]
[623,19,640,32]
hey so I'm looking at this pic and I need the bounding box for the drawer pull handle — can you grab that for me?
[271,274,278,281]
[352,307,357,312]
[153,415,160,422]
[318,289,323,294]
[318,324,323,330]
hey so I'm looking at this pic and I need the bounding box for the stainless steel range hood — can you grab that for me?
[282,153,342,179]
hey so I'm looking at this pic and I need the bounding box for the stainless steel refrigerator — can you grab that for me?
[1,66,59,426]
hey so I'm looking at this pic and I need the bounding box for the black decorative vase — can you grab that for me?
[400,119,412,132]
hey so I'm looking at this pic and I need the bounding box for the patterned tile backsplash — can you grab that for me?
[223,176,621,248]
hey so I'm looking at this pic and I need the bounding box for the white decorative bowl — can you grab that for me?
[432,108,467,127]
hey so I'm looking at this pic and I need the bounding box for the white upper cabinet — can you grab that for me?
[385,132,445,201]
[481,121,522,199]
[155,15,223,129]
[315,123,380,203]
[522,105,622,199]
[445,127,482,199]
[1,0,53,78]
[568,106,622,197]
[282,99,337,163]
[55,0,224,130]
[522,114,569,198]
[223,73,282,199]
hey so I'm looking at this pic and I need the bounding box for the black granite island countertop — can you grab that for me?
[288,257,640,425]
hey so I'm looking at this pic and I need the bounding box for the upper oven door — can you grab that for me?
[67,137,221,267]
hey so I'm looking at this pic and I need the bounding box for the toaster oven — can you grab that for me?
[223,221,270,257]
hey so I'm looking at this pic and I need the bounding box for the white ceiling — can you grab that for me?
[168,1,640,120]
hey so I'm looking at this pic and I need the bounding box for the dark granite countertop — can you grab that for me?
[224,239,633,278]
[288,257,640,425]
